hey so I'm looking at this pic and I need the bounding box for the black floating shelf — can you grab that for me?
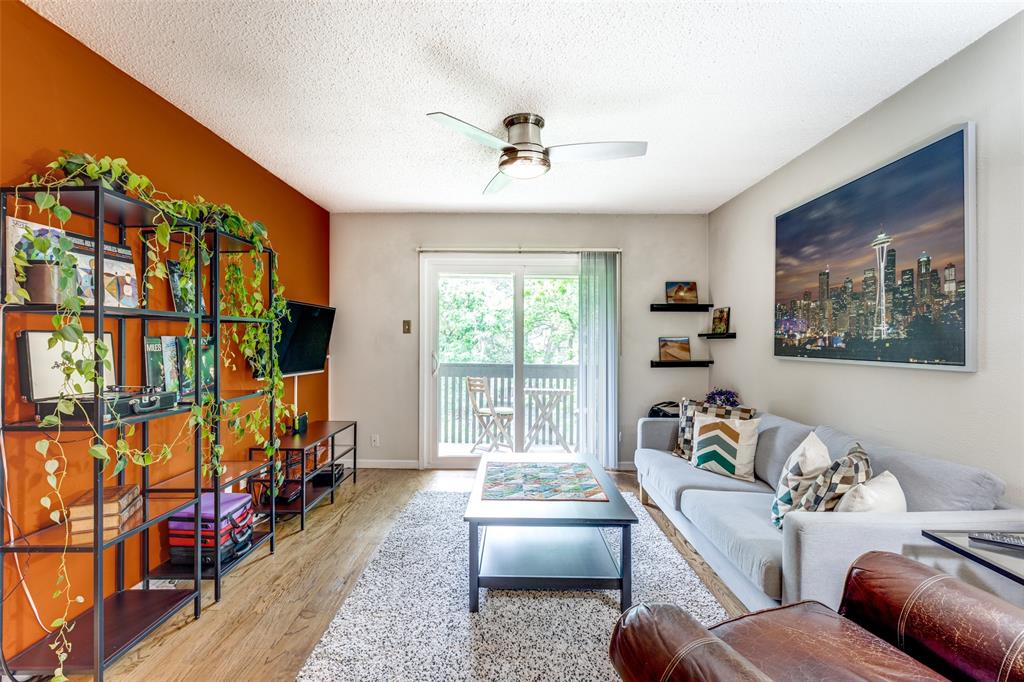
[697,332,736,339]
[650,303,714,312]
[650,360,714,368]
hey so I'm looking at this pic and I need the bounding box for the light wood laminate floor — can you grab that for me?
[100,469,744,681]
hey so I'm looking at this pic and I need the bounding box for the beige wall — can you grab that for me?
[329,213,709,467]
[708,15,1024,504]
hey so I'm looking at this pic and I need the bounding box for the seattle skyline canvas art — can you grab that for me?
[774,125,973,369]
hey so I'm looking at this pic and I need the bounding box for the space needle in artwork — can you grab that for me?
[870,231,893,340]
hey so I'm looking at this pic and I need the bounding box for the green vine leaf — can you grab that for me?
[88,444,108,461]
[52,204,72,224]
[35,440,50,456]
[43,459,59,474]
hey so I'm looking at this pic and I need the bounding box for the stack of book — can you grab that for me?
[67,485,142,540]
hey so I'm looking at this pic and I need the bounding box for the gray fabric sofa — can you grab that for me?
[635,414,1024,611]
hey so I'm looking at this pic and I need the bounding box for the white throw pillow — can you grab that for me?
[835,471,908,513]
[770,432,831,529]
[690,414,761,481]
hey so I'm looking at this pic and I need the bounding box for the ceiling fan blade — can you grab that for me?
[427,112,515,151]
[483,172,512,195]
[546,141,648,163]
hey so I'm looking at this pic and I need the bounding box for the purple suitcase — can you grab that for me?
[168,492,252,533]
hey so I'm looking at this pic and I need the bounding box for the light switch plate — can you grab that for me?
[402,320,412,334]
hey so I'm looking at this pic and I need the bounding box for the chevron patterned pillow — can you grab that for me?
[691,414,762,481]
[771,432,831,529]
[797,444,873,512]
[674,398,756,460]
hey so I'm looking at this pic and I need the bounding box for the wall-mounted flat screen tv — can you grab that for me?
[276,300,336,376]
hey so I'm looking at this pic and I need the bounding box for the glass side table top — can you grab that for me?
[922,530,1024,586]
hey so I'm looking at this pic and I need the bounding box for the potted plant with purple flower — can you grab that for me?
[705,387,741,408]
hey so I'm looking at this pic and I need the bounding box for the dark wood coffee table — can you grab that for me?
[463,453,639,612]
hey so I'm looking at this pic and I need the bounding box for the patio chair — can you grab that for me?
[466,377,513,453]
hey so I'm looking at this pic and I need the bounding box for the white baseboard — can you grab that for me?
[354,458,420,469]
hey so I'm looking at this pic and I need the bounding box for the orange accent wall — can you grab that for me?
[0,1,330,658]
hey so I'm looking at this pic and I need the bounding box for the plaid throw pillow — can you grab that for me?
[674,398,756,459]
[797,444,872,512]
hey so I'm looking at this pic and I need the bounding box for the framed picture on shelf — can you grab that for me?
[711,307,731,334]
[5,218,139,307]
[658,337,691,361]
[167,259,206,313]
[665,281,698,304]
[774,123,975,371]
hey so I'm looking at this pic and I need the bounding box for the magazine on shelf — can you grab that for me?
[176,336,215,398]
[166,259,206,313]
[144,335,181,392]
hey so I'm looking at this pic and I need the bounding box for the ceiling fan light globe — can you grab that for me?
[498,151,550,179]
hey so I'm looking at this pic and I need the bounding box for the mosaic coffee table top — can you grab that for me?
[482,461,609,502]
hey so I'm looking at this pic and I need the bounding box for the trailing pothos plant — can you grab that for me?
[9,152,292,682]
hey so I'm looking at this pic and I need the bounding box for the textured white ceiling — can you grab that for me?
[25,1,1022,214]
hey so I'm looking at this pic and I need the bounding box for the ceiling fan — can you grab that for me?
[426,112,648,195]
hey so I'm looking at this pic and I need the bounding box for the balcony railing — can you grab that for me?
[438,362,578,450]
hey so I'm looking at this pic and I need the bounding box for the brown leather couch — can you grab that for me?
[609,551,1024,681]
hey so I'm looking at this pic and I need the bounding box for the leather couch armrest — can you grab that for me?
[609,602,770,682]
[840,550,1024,681]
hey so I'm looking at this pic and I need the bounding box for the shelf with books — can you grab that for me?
[0,183,209,681]
[1,494,197,553]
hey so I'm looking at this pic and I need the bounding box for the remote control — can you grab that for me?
[968,531,1024,552]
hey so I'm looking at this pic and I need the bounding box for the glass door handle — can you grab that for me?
[431,352,439,377]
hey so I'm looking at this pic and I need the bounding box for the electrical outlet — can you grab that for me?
[371,434,381,447]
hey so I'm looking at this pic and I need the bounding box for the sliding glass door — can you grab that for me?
[420,253,579,468]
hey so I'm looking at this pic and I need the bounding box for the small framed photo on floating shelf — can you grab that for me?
[658,337,691,362]
[711,307,731,334]
[665,281,698,304]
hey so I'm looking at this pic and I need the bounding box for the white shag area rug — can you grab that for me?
[298,491,727,681]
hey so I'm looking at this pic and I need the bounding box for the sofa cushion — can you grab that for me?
[813,425,1005,511]
[681,491,783,600]
[771,431,831,528]
[692,414,761,481]
[676,398,756,459]
[798,443,873,512]
[635,448,773,510]
[753,413,816,488]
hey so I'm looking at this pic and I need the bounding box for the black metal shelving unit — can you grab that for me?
[139,204,279,603]
[0,185,279,678]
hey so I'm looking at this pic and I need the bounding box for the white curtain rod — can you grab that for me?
[416,247,622,254]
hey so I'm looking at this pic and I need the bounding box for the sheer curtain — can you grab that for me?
[578,251,620,469]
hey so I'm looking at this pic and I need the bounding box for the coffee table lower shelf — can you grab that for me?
[469,524,631,612]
